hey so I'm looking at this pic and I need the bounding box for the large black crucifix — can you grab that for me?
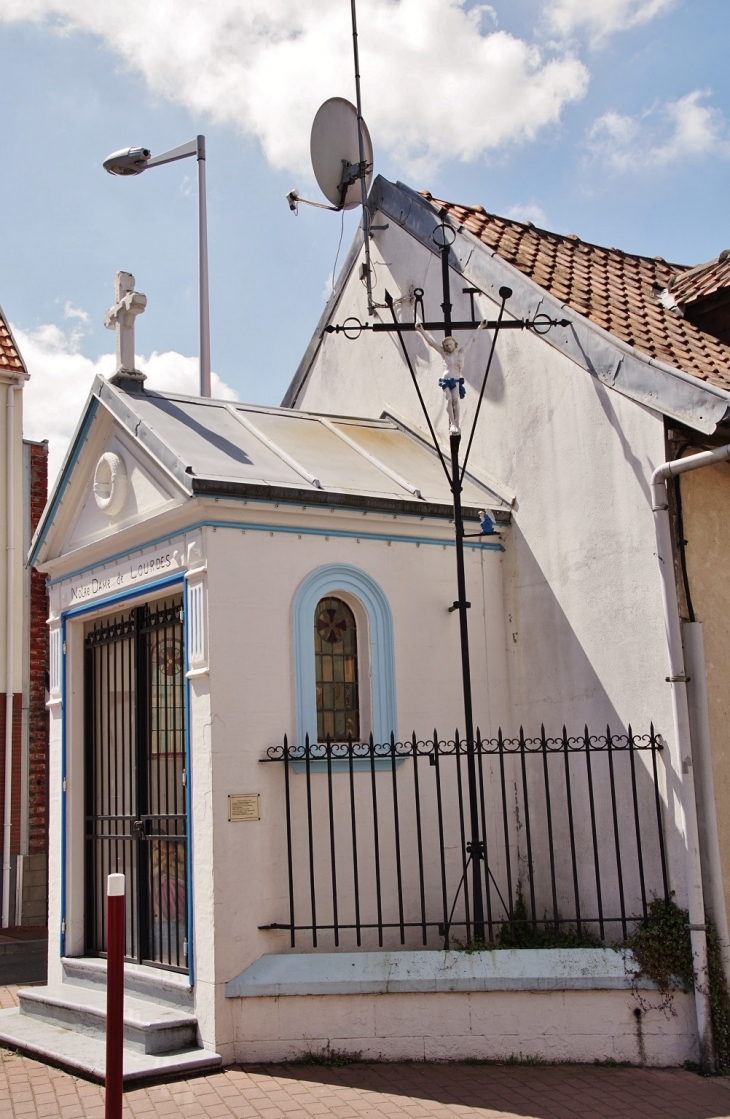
[327,219,568,943]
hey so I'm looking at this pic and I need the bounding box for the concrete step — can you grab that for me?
[17,984,197,1055]
[0,1006,221,1083]
[62,956,193,1010]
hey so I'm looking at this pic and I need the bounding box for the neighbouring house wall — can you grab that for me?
[22,440,48,925]
[0,379,28,919]
[676,462,730,922]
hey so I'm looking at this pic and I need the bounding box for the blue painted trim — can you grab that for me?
[58,572,186,969]
[30,399,99,565]
[60,614,68,960]
[48,519,503,587]
[183,581,195,988]
[62,573,185,620]
[293,564,397,748]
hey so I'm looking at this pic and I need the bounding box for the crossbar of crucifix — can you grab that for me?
[325,318,537,335]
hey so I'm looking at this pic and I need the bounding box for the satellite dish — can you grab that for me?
[310,97,373,211]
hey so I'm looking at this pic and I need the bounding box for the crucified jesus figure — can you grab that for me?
[416,320,488,435]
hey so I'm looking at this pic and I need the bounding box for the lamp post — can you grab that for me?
[102,136,211,397]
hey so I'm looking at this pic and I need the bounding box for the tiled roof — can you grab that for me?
[421,193,730,394]
[669,253,730,308]
[0,309,24,375]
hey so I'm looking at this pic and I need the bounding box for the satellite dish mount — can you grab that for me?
[286,1,376,312]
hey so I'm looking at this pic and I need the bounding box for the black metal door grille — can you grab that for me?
[84,599,187,972]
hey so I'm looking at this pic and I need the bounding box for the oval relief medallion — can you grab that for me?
[93,451,128,517]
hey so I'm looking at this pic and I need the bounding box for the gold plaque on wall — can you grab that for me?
[228,794,260,822]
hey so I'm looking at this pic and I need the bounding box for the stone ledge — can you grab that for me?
[225,948,657,998]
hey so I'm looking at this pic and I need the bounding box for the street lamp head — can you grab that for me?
[103,147,151,176]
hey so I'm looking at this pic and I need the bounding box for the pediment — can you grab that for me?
[44,407,188,562]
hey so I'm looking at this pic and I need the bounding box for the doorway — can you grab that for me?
[84,598,187,971]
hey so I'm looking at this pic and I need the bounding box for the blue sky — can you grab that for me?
[0,0,728,479]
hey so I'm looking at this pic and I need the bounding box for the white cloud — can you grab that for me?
[505,202,548,226]
[0,1,588,174]
[544,0,675,43]
[63,301,90,325]
[588,90,729,172]
[17,321,237,486]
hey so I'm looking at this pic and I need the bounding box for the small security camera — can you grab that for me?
[103,147,151,176]
[286,189,300,213]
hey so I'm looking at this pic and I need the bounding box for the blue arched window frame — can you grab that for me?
[293,564,397,749]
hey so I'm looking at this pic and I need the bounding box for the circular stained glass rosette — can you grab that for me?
[151,637,183,680]
[316,606,348,646]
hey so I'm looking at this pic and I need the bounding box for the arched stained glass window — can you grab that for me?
[314,596,360,742]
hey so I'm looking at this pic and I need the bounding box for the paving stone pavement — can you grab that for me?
[2,986,730,1119]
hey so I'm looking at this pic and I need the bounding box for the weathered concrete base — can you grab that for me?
[0,934,47,984]
[225,950,696,1066]
[226,948,647,997]
[229,988,697,1066]
[19,853,47,927]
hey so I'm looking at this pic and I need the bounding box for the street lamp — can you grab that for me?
[103,136,211,398]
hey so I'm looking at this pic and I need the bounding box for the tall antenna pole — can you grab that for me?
[351,0,375,314]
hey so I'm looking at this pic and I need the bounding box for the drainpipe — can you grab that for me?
[684,622,730,988]
[652,442,730,1070]
[1,380,17,928]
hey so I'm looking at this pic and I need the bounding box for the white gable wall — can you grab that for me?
[292,218,685,895]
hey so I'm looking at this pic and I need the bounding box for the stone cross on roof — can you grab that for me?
[104,271,147,386]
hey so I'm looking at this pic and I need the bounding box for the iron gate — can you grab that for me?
[84,598,187,971]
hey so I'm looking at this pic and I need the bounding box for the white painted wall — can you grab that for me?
[201,507,503,1059]
[228,987,696,1066]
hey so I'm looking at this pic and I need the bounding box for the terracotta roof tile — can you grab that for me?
[422,192,730,393]
[0,312,24,374]
[669,253,730,307]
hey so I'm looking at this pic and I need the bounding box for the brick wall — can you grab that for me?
[28,442,48,858]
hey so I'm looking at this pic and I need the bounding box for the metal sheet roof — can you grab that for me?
[30,378,510,566]
[126,390,502,509]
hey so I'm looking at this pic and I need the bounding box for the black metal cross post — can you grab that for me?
[326,219,568,942]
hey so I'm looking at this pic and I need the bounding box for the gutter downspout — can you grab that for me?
[2,380,17,927]
[652,443,730,1070]
[683,622,730,987]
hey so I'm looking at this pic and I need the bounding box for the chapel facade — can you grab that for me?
[2,180,730,1073]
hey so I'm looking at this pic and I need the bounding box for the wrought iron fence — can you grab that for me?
[261,727,669,950]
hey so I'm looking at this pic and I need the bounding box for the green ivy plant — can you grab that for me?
[627,895,730,1074]
[627,896,694,997]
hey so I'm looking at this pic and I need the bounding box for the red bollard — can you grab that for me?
[105,873,125,1119]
